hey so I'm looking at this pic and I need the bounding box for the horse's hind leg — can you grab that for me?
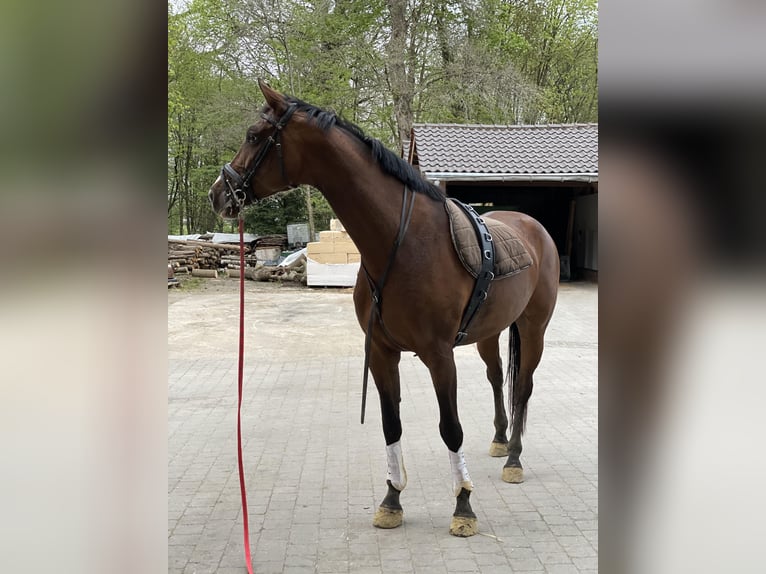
[369,342,406,529]
[503,317,546,483]
[477,334,510,457]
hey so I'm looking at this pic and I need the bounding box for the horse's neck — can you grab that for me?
[306,134,414,278]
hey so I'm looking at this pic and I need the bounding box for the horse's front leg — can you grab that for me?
[423,348,478,537]
[369,342,406,529]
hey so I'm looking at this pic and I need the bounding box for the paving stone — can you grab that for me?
[444,558,481,572]
[572,555,599,570]
[538,551,573,565]
[509,557,545,571]
[168,282,597,572]
[544,564,580,574]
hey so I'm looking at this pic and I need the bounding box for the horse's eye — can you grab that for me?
[247,134,257,144]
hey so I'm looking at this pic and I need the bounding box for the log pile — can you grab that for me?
[168,264,180,288]
[167,236,306,284]
[250,260,307,284]
[253,234,287,249]
[167,235,287,273]
[168,239,256,273]
[220,253,259,270]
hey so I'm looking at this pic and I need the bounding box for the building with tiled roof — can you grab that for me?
[407,123,598,278]
[409,123,597,181]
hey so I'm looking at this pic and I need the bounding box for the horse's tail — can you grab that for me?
[506,322,524,433]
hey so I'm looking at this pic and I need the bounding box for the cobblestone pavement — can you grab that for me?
[169,281,597,573]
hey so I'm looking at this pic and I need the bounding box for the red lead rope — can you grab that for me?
[236,215,254,573]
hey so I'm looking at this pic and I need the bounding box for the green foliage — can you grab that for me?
[242,187,334,236]
[242,188,306,235]
[168,0,598,234]
[310,190,335,233]
[478,0,598,122]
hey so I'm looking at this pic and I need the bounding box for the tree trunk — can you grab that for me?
[306,187,315,241]
[182,118,195,232]
[435,3,452,66]
[385,0,413,151]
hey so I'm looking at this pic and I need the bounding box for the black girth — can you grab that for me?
[359,185,416,424]
[449,199,495,346]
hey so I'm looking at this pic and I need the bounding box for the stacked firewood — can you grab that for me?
[168,239,256,276]
[220,252,259,270]
[253,234,287,249]
[249,256,307,284]
[231,249,307,284]
[167,235,304,283]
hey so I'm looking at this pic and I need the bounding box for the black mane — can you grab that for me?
[284,96,445,202]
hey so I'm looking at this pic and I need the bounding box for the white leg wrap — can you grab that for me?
[386,440,407,491]
[449,447,473,497]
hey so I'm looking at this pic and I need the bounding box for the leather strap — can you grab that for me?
[450,199,495,346]
[360,186,416,423]
[222,102,298,205]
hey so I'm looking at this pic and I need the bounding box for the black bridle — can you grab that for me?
[220,102,299,210]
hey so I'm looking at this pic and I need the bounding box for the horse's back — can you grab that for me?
[483,210,559,319]
[483,211,556,261]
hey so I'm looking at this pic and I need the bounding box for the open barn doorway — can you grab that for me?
[445,182,597,280]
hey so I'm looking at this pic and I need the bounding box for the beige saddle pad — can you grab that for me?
[445,200,532,279]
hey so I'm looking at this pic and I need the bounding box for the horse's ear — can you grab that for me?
[258,78,287,114]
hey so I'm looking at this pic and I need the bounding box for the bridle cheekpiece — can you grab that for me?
[221,102,298,213]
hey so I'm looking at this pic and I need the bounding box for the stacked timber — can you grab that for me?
[253,234,287,249]
[246,249,307,284]
[252,234,287,263]
[220,252,259,270]
[168,239,253,273]
[168,234,297,281]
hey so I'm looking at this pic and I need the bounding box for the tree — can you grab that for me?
[479,0,598,123]
[385,0,413,150]
[168,0,598,235]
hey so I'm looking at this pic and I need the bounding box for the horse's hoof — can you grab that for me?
[502,466,524,483]
[489,441,510,457]
[373,507,403,529]
[449,515,479,537]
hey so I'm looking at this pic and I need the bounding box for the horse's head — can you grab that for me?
[208,79,299,219]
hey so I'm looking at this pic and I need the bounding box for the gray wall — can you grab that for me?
[574,193,598,271]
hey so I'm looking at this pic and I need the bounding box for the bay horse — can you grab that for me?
[209,80,559,537]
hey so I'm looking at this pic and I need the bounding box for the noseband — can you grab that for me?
[220,102,298,209]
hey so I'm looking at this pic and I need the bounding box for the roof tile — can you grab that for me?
[411,123,598,175]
